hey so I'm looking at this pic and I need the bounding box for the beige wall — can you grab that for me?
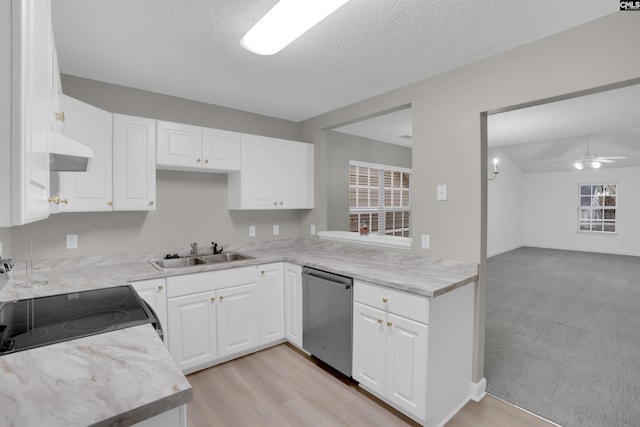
[326,131,411,231]
[300,12,640,382]
[10,76,307,260]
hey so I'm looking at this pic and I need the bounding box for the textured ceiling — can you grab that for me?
[51,0,616,122]
[489,84,640,173]
[333,107,412,147]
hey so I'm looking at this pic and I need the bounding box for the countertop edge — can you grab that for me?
[92,387,192,427]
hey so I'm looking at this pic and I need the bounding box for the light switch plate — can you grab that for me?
[273,224,279,235]
[437,184,448,201]
[66,234,78,249]
[310,224,316,235]
[249,226,256,237]
[421,234,430,249]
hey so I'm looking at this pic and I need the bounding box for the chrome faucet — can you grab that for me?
[190,242,198,255]
[212,242,223,254]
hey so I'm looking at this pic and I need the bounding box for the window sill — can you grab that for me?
[317,231,412,249]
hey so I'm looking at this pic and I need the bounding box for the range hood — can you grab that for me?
[48,130,93,172]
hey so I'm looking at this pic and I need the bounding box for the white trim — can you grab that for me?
[317,230,412,249]
[349,159,412,174]
[470,377,487,402]
[488,393,563,427]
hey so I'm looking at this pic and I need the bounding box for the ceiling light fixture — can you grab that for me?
[573,159,603,170]
[240,0,350,55]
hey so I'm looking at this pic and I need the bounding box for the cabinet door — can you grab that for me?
[11,0,52,225]
[113,114,156,211]
[168,291,217,372]
[230,134,278,209]
[217,283,259,358]
[278,140,313,209]
[257,263,284,345]
[156,121,202,170]
[386,313,428,421]
[130,279,168,348]
[284,263,303,348]
[60,96,113,212]
[201,127,241,171]
[352,302,387,397]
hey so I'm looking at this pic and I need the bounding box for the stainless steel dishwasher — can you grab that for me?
[302,266,353,377]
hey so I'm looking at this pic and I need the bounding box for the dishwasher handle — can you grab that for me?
[302,269,352,289]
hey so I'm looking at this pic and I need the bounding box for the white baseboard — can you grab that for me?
[470,378,487,402]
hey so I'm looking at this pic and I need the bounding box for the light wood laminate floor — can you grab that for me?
[186,343,555,427]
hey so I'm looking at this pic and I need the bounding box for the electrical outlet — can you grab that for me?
[66,234,78,249]
[273,224,279,235]
[437,184,448,201]
[249,226,256,237]
[421,234,430,249]
[310,224,316,235]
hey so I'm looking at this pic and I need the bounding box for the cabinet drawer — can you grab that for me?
[354,280,429,324]
[167,266,257,298]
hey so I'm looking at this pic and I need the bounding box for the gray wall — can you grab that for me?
[326,131,411,231]
[10,75,307,260]
[299,13,640,383]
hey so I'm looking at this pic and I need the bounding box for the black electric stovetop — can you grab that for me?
[0,285,154,355]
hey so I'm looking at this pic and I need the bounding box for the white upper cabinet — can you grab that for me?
[9,0,59,225]
[227,134,314,210]
[51,107,157,213]
[156,121,202,170]
[201,128,241,172]
[113,114,156,211]
[156,121,241,172]
[55,95,113,212]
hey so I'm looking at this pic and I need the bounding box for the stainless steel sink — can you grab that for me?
[199,252,254,263]
[149,257,208,270]
[148,251,254,270]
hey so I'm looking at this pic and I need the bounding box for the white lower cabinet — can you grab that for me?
[130,278,168,348]
[352,281,428,422]
[283,263,303,348]
[257,263,285,345]
[165,266,259,372]
[217,282,259,358]
[133,405,186,427]
[168,290,218,372]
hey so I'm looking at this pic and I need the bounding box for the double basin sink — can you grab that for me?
[149,252,254,271]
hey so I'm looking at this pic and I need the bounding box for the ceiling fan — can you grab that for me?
[553,139,627,170]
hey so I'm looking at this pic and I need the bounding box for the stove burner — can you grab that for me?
[12,328,49,347]
[10,309,56,327]
[63,310,130,332]
[61,293,128,310]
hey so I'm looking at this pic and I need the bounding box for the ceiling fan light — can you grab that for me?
[240,0,350,55]
[574,161,584,170]
[591,161,601,169]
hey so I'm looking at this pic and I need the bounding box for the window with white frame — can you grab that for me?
[349,161,411,237]
[579,184,616,233]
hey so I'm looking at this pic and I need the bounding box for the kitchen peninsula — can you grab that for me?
[0,239,479,427]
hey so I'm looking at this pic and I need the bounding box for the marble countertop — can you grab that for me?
[0,238,478,301]
[0,238,477,426]
[0,324,192,427]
